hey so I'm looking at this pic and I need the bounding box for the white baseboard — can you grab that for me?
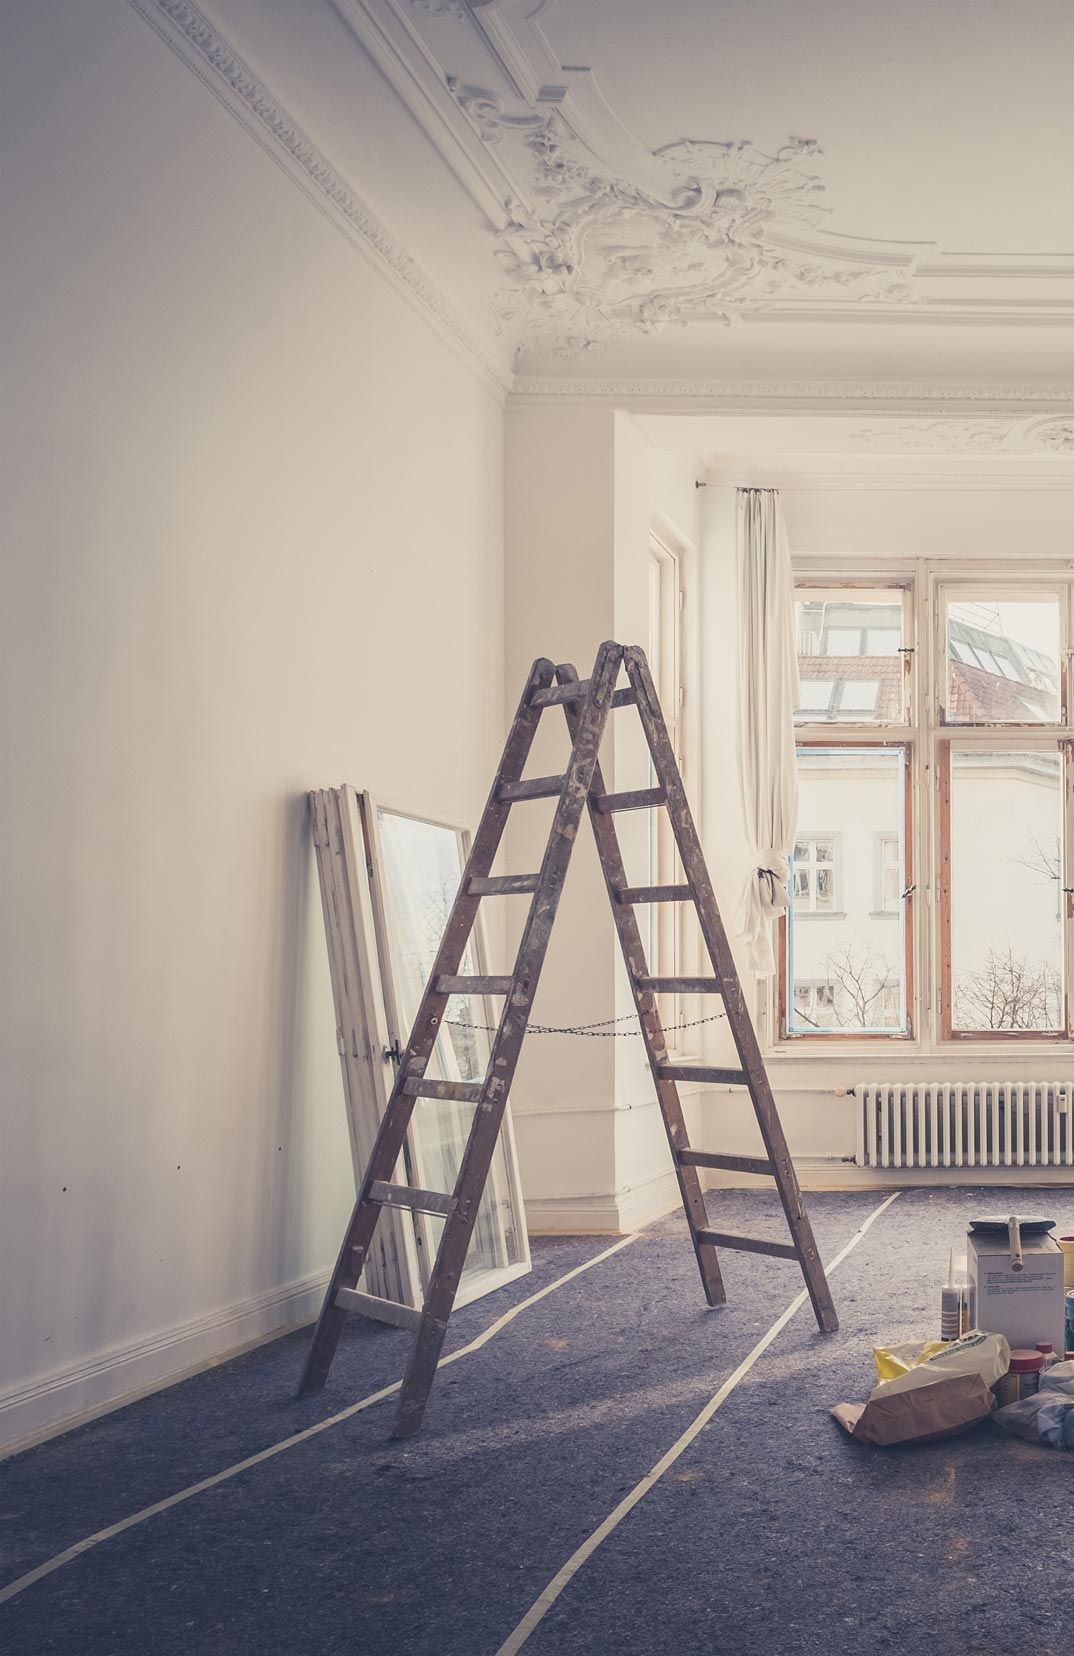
[703,1157,1074,1191]
[0,1270,330,1456]
[526,1168,683,1235]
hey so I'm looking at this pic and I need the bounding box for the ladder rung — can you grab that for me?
[657,1064,748,1085]
[616,884,693,904]
[677,1150,774,1176]
[594,787,666,814]
[636,976,722,993]
[529,683,636,709]
[499,774,566,801]
[436,974,513,995]
[696,1230,798,1261]
[334,1287,424,1330]
[369,1180,456,1217]
[530,680,590,706]
[468,874,541,896]
[403,1077,484,1102]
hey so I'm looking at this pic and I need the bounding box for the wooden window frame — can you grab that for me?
[766,560,1074,1055]
[937,739,1072,1042]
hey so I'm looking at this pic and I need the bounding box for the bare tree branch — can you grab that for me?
[955,942,1063,1031]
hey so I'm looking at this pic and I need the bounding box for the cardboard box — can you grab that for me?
[967,1229,1065,1357]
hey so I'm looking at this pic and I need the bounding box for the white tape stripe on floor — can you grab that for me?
[0,1233,641,1607]
[496,1191,902,1656]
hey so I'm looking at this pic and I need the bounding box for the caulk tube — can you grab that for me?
[941,1249,961,1341]
[1009,1214,1024,1273]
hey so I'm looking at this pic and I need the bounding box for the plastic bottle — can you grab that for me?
[1036,1341,1061,1372]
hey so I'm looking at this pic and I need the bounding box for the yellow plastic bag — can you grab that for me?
[873,1339,948,1382]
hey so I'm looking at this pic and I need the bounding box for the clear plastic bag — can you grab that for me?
[993,1359,1074,1448]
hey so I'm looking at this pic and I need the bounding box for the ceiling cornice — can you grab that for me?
[508,379,1074,415]
[702,465,1074,493]
[127,0,510,395]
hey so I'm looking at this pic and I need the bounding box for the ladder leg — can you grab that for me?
[623,646,838,1334]
[556,664,726,1309]
[297,654,558,1398]
[391,642,626,1436]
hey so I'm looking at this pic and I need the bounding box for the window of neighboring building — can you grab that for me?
[791,834,838,913]
[876,832,901,914]
[793,981,837,1028]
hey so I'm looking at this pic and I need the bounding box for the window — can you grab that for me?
[877,833,901,914]
[839,681,880,715]
[793,981,836,1028]
[785,749,909,1036]
[795,588,907,725]
[792,834,838,913]
[781,565,1074,1047]
[941,748,1066,1036]
[943,593,1062,725]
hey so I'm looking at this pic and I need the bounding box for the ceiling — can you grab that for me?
[161,0,1074,417]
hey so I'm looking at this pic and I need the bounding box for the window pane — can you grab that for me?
[946,598,1061,724]
[949,750,1065,1031]
[798,681,834,712]
[787,748,907,1034]
[795,590,904,724]
[376,809,524,1279]
[839,681,880,713]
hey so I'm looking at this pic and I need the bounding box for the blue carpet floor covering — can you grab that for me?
[3,1188,1073,1655]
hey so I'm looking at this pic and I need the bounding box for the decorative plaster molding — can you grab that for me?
[445,77,549,144]
[853,415,1074,455]
[851,420,1016,453]
[481,122,918,353]
[1026,417,1074,454]
[127,0,509,392]
[508,378,1074,413]
[410,0,466,16]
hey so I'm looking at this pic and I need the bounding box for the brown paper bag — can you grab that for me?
[831,1371,995,1447]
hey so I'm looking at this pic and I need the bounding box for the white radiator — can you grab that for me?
[855,1083,1074,1169]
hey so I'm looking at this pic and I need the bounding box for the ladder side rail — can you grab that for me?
[391,641,626,1437]
[622,646,838,1334]
[555,663,726,1309]
[298,655,557,1397]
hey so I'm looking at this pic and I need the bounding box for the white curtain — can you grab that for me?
[736,487,800,976]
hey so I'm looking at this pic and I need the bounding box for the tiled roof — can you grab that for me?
[798,653,1058,723]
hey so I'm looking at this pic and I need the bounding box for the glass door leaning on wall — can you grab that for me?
[363,798,530,1309]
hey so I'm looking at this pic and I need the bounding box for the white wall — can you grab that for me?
[695,477,1074,1185]
[503,410,703,1229]
[0,2,504,1446]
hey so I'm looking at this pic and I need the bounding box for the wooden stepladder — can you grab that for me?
[299,642,837,1437]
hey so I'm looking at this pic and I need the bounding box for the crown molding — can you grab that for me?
[508,379,1074,415]
[127,0,510,395]
[702,461,1074,493]
[330,0,521,226]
